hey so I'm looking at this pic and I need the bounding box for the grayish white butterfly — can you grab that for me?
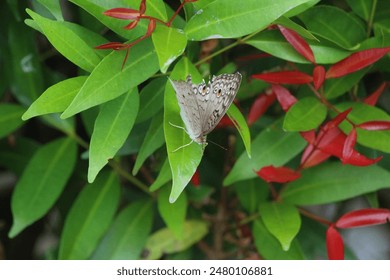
[169,72,242,151]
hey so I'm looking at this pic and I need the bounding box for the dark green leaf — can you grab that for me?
[0,104,25,139]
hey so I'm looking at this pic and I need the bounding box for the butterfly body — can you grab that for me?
[170,72,242,147]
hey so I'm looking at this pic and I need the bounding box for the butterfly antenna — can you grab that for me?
[207,139,227,151]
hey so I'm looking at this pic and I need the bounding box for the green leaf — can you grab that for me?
[227,103,251,157]
[0,104,25,139]
[164,58,203,202]
[36,0,64,21]
[324,69,368,99]
[260,202,301,251]
[281,162,390,205]
[346,0,374,21]
[336,102,390,153]
[275,16,319,41]
[145,220,208,260]
[61,39,158,118]
[88,89,139,182]
[22,76,87,120]
[27,9,102,72]
[158,185,187,238]
[253,219,305,260]
[150,158,172,192]
[234,179,268,213]
[9,138,77,238]
[93,199,154,260]
[59,171,121,259]
[152,25,187,73]
[246,30,351,64]
[133,112,165,175]
[224,121,306,185]
[185,0,314,40]
[299,5,366,49]
[283,97,327,131]
[136,77,166,123]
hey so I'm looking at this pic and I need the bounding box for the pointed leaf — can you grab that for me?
[283,97,327,131]
[103,8,141,20]
[256,165,301,183]
[61,39,158,118]
[357,121,390,131]
[364,82,387,106]
[158,185,187,239]
[281,162,390,205]
[164,58,203,202]
[272,84,297,111]
[152,25,187,73]
[326,47,390,78]
[326,225,344,260]
[185,0,314,40]
[9,138,77,238]
[22,77,87,120]
[133,112,165,175]
[253,71,312,85]
[59,171,120,259]
[260,202,301,251]
[145,220,208,259]
[150,158,172,192]
[88,89,139,182]
[93,199,153,260]
[342,127,357,161]
[336,208,390,228]
[0,104,25,139]
[313,65,325,89]
[247,92,276,125]
[226,103,251,158]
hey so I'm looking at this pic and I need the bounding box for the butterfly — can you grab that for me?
[169,72,242,151]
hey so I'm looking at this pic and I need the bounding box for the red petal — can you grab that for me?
[364,82,388,106]
[317,127,345,157]
[313,65,326,89]
[252,71,313,85]
[103,8,141,20]
[357,121,390,131]
[342,128,356,161]
[326,47,390,78]
[95,42,128,50]
[139,0,147,14]
[336,208,390,228]
[342,151,382,166]
[255,165,301,183]
[191,170,200,187]
[300,130,316,144]
[323,108,352,131]
[124,20,139,30]
[272,84,297,112]
[326,225,344,260]
[247,91,276,125]
[278,25,315,64]
[146,19,156,35]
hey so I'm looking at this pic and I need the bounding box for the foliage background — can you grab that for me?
[0,0,389,260]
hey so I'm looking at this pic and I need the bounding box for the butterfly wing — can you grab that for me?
[170,77,206,142]
[200,72,242,135]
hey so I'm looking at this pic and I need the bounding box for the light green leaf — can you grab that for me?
[93,199,153,260]
[23,76,87,120]
[224,121,306,185]
[88,89,139,182]
[61,39,158,118]
[227,103,251,157]
[133,112,165,175]
[158,185,187,239]
[260,202,301,251]
[9,138,77,238]
[281,162,390,205]
[0,104,25,139]
[59,171,120,259]
[253,219,305,260]
[136,77,166,123]
[185,0,314,40]
[150,158,172,192]
[336,102,390,153]
[299,5,366,49]
[145,220,208,260]
[27,9,102,72]
[152,25,187,73]
[164,58,203,203]
[283,97,327,131]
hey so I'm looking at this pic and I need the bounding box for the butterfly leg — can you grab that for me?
[169,122,188,132]
[171,140,194,153]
